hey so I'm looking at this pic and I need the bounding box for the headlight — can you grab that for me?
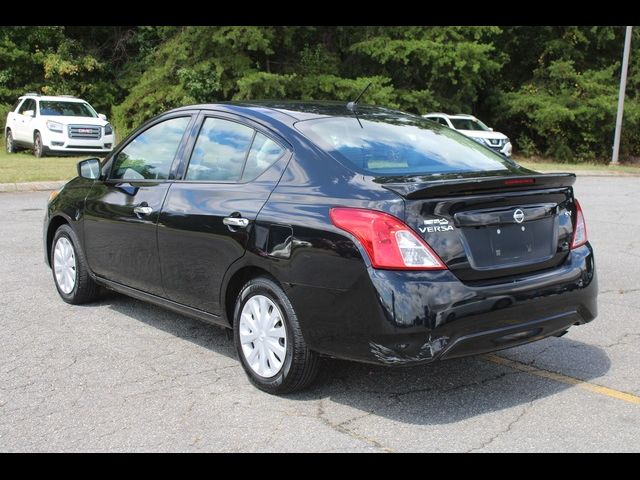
[104,123,113,135]
[46,120,63,133]
[470,137,486,145]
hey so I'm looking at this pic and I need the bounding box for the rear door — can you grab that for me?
[157,112,290,314]
[83,113,195,295]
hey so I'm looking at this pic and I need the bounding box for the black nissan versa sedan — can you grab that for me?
[43,101,597,394]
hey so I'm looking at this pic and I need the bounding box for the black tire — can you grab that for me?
[5,130,16,153]
[233,276,319,394]
[33,131,45,158]
[51,224,100,304]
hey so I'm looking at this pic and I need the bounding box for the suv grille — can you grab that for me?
[68,125,101,139]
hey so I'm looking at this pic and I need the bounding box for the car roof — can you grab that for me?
[19,95,86,103]
[169,100,404,124]
[424,112,477,120]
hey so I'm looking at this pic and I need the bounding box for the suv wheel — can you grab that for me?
[233,276,319,394]
[51,224,99,304]
[33,132,45,158]
[5,130,16,153]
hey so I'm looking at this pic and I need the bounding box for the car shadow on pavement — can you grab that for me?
[99,291,610,425]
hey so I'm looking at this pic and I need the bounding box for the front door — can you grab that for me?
[83,114,193,295]
[13,98,36,143]
[158,114,289,314]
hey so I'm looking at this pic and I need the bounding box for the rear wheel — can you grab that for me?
[5,130,16,153]
[233,276,319,394]
[33,132,45,158]
[51,224,99,304]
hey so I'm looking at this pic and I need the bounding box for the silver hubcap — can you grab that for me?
[53,237,76,294]
[239,295,287,378]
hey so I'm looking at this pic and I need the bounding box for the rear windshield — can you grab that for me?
[295,112,510,176]
[39,101,97,118]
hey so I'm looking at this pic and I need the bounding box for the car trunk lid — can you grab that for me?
[378,172,577,282]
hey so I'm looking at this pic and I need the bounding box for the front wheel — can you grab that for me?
[5,130,16,153]
[33,132,45,158]
[51,224,99,304]
[233,276,319,394]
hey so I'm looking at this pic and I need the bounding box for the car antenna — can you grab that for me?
[347,82,372,129]
[346,82,372,112]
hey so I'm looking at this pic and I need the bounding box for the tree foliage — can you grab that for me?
[1,26,638,162]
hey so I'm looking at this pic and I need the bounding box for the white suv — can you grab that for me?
[4,94,115,157]
[423,113,512,157]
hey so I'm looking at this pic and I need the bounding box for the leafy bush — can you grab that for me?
[0,103,12,131]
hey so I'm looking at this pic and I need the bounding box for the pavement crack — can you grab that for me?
[316,399,395,453]
[466,397,537,453]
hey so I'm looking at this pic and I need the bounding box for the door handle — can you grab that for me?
[223,217,250,228]
[133,206,153,216]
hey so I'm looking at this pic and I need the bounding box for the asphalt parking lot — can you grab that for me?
[1,177,639,452]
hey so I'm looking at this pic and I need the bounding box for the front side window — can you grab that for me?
[185,118,255,182]
[295,111,510,176]
[39,101,97,118]
[18,99,36,115]
[111,116,191,181]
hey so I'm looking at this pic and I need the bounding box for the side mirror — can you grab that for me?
[98,113,107,121]
[24,110,35,118]
[489,127,494,131]
[77,158,101,180]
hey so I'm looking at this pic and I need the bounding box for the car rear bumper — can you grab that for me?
[286,243,597,365]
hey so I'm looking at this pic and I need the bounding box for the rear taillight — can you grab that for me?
[329,207,447,270]
[571,199,588,249]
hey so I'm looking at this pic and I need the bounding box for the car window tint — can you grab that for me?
[185,118,254,182]
[242,132,285,181]
[111,116,190,181]
[438,118,449,127]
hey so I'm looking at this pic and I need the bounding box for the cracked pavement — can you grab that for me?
[1,177,639,452]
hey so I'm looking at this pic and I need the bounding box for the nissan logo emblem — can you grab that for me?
[513,209,525,224]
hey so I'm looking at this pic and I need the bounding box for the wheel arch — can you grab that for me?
[46,215,72,266]
[223,264,277,327]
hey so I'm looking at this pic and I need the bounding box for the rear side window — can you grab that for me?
[185,118,254,182]
[111,116,191,181]
[295,113,510,176]
[242,132,285,181]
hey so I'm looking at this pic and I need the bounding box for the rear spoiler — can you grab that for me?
[380,173,576,199]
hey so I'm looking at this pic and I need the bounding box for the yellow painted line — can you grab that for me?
[481,353,640,406]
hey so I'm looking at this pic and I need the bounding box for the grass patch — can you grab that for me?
[0,139,85,183]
